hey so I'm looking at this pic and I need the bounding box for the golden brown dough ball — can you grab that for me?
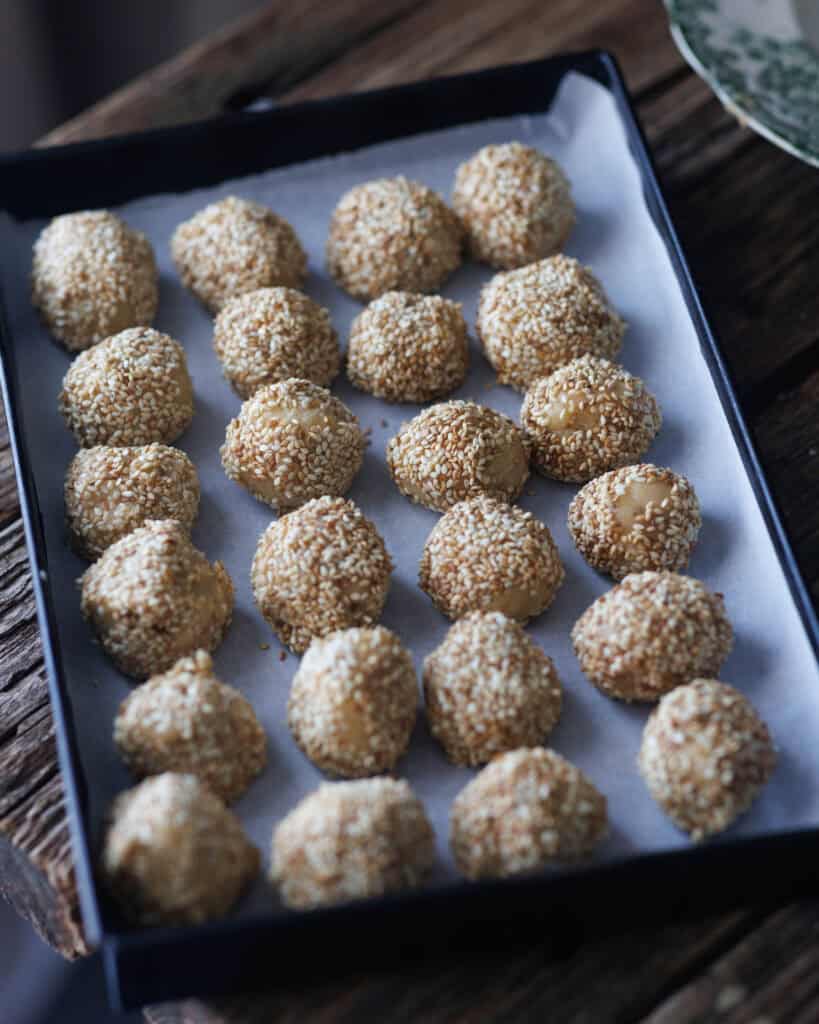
[327,177,463,301]
[346,291,468,403]
[423,612,562,766]
[450,748,607,879]
[64,444,199,561]
[288,626,417,777]
[521,355,661,483]
[568,464,701,579]
[419,496,564,622]
[59,327,194,448]
[32,210,157,352]
[251,496,392,654]
[639,679,776,840]
[103,772,259,925]
[213,287,340,399]
[386,400,529,512]
[171,196,306,312]
[221,379,365,512]
[81,519,233,680]
[571,571,733,702]
[452,142,574,269]
[114,650,266,803]
[271,778,434,909]
[477,255,625,392]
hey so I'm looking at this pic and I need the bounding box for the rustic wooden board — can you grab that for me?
[0,0,817,1020]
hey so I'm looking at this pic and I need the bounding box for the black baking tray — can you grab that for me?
[1,51,818,1011]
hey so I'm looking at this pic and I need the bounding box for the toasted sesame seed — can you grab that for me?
[423,611,562,766]
[571,571,734,702]
[102,772,259,925]
[114,650,267,803]
[221,378,365,512]
[419,496,564,622]
[32,210,158,352]
[452,142,575,269]
[639,679,776,840]
[569,463,701,579]
[171,196,306,312]
[450,748,607,879]
[213,287,340,399]
[346,290,468,403]
[59,327,194,448]
[326,177,463,301]
[251,496,393,653]
[64,444,199,561]
[81,519,234,680]
[270,777,434,909]
[387,400,530,512]
[288,626,417,778]
[476,255,625,392]
[521,355,661,483]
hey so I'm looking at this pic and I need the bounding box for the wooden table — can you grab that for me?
[2,1,818,1020]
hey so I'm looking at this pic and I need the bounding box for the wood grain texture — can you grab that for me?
[0,0,816,1019]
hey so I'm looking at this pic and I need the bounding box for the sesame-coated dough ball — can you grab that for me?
[326,177,463,301]
[387,401,530,513]
[221,379,365,512]
[114,651,266,803]
[450,748,607,879]
[32,210,158,352]
[81,520,234,680]
[419,496,564,622]
[639,679,776,840]
[251,496,393,654]
[213,287,340,399]
[59,328,194,448]
[171,196,307,312]
[572,571,733,703]
[288,627,417,778]
[103,772,259,926]
[452,143,575,269]
[521,356,661,483]
[64,444,199,561]
[477,255,625,392]
[346,291,468,403]
[271,778,434,909]
[569,464,701,580]
[423,612,562,766]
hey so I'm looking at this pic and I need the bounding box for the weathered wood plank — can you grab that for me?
[144,910,764,1024]
[39,0,423,146]
[642,902,819,1023]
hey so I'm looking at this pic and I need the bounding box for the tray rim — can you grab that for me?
[1,49,818,1009]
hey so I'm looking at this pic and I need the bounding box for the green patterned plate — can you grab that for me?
[665,0,819,166]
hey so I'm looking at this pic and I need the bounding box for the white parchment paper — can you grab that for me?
[1,73,817,921]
